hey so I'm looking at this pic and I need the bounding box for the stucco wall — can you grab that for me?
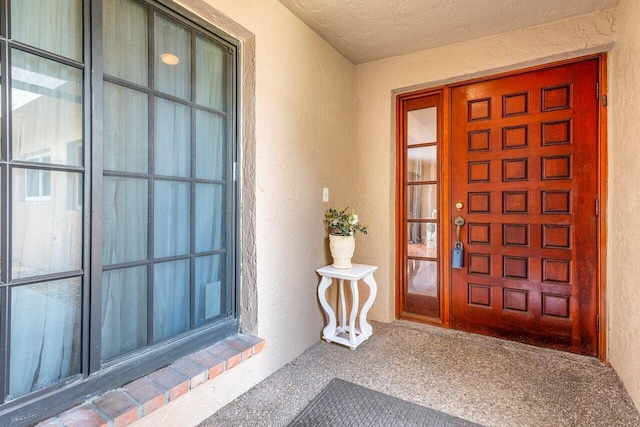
[353,10,616,322]
[608,0,640,411]
[133,0,356,425]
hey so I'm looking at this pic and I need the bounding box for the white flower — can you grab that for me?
[350,214,359,225]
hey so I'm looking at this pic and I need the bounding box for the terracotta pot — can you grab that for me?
[329,234,355,269]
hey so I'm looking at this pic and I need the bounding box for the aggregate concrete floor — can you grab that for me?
[200,321,640,427]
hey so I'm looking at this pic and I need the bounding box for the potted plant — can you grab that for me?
[324,207,368,269]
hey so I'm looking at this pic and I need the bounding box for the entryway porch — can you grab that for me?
[197,321,639,427]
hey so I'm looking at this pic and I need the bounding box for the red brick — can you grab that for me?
[238,334,264,347]
[222,336,254,362]
[148,367,189,401]
[170,358,208,388]
[123,377,166,416]
[253,340,266,355]
[59,404,108,427]
[207,343,241,369]
[94,391,138,427]
[189,348,226,379]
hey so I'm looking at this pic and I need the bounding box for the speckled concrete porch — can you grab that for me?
[200,320,640,427]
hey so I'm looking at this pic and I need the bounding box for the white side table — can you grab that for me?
[316,264,378,350]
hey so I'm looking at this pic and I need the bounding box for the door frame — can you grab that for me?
[395,53,608,361]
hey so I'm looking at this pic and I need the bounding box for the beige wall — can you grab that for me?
[353,10,616,322]
[134,0,356,425]
[131,2,640,424]
[608,0,640,410]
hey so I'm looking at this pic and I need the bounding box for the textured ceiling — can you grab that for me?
[278,0,619,64]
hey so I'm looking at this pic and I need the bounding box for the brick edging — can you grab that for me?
[38,335,265,427]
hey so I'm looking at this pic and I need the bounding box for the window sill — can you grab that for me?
[38,334,265,427]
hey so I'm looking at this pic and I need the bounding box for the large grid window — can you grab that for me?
[0,0,238,420]
[100,0,233,362]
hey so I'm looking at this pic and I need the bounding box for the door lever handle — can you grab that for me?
[454,216,466,242]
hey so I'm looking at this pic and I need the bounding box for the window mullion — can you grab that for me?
[89,0,105,375]
[189,28,196,330]
[1,21,12,404]
[147,4,155,345]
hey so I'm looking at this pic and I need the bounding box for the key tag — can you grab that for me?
[452,241,464,269]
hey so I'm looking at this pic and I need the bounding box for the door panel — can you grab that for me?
[450,59,599,355]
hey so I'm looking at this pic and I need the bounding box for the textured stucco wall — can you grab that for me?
[608,0,640,411]
[133,0,356,425]
[353,10,617,323]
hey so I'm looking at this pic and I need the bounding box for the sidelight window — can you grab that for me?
[399,92,443,320]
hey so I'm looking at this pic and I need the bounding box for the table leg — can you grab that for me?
[339,279,346,330]
[359,273,378,337]
[317,276,336,341]
[349,280,359,348]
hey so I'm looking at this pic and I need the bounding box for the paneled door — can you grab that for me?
[450,59,599,355]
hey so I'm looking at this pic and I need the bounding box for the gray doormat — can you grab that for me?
[288,378,483,427]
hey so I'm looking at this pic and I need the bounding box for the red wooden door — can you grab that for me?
[450,59,599,356]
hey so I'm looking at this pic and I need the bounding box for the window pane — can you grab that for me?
[12,169,83,279]
[9,278,82,400]
[104,0,148,86]
[406,184,437,220]
[407,146,437,182]
[11,50,83,166]
[103,177,148,266]
[11,0,82,61]
[154,181,190,258]
[195,184,224,253]
[155,98,190,177]
[407,260,438,297]
[104,83,148,173]
[196,35,226,111]
[408,107,437,145]
[195,110,225,180]
[102,267,147,360]
[407,223,438,258]
[195,255,224,326]
[154,13,191,100]
[26,169,40,198]
[153,260,189,341]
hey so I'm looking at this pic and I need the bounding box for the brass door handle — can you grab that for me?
[454,216,465,242]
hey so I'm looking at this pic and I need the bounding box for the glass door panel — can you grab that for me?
[407,145,437,181]
[407,106,437,145]
[407,223,438,258]
[406,184,437,220]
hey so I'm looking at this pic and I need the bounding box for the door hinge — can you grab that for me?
[602,95,608,107]
[596,83,599,100]
[596,315,600,333]
[595,197,600,216]
[233,162,238,181]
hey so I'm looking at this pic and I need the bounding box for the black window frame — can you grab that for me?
[0,0,241,424]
